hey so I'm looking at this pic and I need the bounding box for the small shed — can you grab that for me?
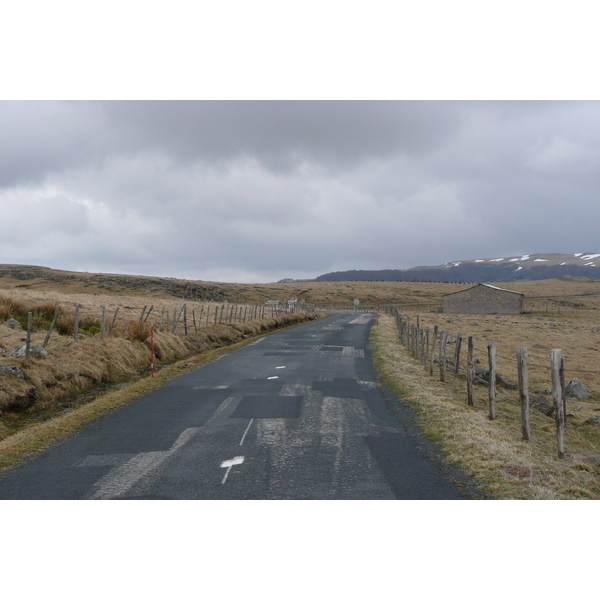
[443,284,524,314]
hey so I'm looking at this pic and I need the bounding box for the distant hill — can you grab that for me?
[315,253,600,283]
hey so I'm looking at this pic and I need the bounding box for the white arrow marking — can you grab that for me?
[220,455,245,484]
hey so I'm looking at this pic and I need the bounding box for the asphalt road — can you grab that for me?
[0,312,477,499]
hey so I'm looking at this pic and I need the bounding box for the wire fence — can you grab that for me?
[14,300,317,355]
[383,305,600,459]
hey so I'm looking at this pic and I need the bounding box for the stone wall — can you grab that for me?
[443,284,524,314]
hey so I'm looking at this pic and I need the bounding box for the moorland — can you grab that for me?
[1,265,600,497]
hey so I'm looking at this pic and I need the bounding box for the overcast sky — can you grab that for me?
[2,100,600,282]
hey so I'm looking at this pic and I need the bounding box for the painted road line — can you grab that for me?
[221,456,245,484]
[87,427,199,500]
[267,376,279,380]
[357,380,377,388]
[239,419,254,446]
[275,366,286,369]
[193,385,229,390]
[349,314,372,324]
[342,347,365,357]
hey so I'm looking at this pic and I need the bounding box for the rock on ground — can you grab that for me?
[0,364,25,378]
[8,345,49,358]
[565,378,591,400]
[529,393,555,417]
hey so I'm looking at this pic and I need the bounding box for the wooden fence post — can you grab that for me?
[172,304,186,334]
[74,304,80,341]
[413,325,418,355]
[559,356,567,427]
[109,307,119,333]
[100,306,106,341]
[143,306,154,323]
[183,305,188,335]
[517,346,530,441]
[424,327,430,368]
[415,325,419,357]
[467,336,475,406]
[192,309,197,333]
[26,312,32,358]
[550,349,566,459]
[430,325,438,376]
[415,316,420,356]
[453,332,463,392]
[488,341,497,420]
[439,330,449,382]
[43,305,61,349]
[139,305,148,322]
[159,307,165,331]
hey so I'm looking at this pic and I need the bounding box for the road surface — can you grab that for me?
[0,312,477,499]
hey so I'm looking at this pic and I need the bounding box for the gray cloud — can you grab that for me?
[1,100,599,282]
[100,101,464,170]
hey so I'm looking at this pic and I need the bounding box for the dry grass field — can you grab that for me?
[2,267,600,497]
[387,279,600,421]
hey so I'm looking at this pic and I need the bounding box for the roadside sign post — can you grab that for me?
[150,324,155,378]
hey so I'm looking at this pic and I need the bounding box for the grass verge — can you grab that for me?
[370,314,600,499]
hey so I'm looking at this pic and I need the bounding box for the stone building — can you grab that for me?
[442,284,524,314]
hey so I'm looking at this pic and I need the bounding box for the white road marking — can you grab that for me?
[357,380,377,388]
[267,376,279,380]
[342,347,365,357]
[87,427,199,500]
[239,419,254,446]
[275,366,286,369]
[192,385,229,390]
[349,314,372,324]
[221,456,245,484]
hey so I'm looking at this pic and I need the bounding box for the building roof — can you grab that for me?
[443,283,524,298]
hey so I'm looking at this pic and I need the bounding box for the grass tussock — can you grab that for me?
[371,314,600,500]
[118,320,151,343]
[0,295,28,321]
